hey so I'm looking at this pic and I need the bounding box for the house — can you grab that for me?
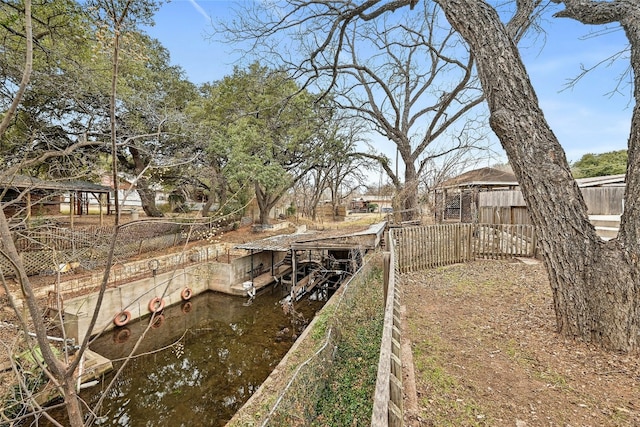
[433,167,519,222]
[96,174,171,212]
[350,195,393,214]
[434,167,626,227]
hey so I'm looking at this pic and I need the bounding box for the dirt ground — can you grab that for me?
[402,259,640,427]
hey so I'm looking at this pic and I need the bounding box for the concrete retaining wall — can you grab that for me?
[63,266,204,342]
[62,249,286,342]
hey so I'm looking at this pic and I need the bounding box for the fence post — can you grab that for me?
[383,252,390,306]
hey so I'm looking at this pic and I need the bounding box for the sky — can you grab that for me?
[145,0,632,168]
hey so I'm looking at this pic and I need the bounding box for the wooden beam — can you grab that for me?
[69,192,74,228]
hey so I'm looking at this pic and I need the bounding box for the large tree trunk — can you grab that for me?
[255,183,279,225]
[436,0,640,351]
[401,162,420,222]
[201,197,215,216]
[136,183,163,217]
[130,147,163,217]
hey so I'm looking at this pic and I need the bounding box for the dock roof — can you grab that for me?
[234,222,387,252]
[0,174,111,193]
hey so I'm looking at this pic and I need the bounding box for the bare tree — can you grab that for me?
[297,118,372,220]
[222,1,487,221]
[419,135,498,221]
[228,0,640,351]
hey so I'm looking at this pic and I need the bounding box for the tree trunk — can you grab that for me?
[201,197,215,216]
[202,167,227,216]
[401,162,419,222]
[436,0,640,351]
[61,378,84,427]
[136,183,163,217]
[130,147,163,217]
[255,183,277,225]
[258,204,270,225]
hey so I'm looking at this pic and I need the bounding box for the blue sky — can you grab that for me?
[146,0,632,166]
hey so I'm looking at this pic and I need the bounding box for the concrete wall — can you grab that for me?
[63,266,204,342]
[22,242,246,302]
[62,250,287,342]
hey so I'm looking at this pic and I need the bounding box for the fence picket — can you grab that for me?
[392,223,537,272]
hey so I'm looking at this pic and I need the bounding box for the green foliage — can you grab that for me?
[191,62,332,223]
[286,202,297,217]
[310,311,330,341]
[572,150,627,178]
[312,324,382,426]
[0,0,106,176]
[312,268,384,426]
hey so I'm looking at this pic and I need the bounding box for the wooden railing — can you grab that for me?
[372,223,538,426]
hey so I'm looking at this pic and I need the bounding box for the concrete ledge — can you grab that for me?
[60,249,286,342]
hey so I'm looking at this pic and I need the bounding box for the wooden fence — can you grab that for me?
[372,223,537,426]
[372,238,403,426]
[478,186,625,221]
[393,223,537,273]
[581,187,625,215]
[478,206,532,225]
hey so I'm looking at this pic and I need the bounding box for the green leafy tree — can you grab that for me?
[0,0,109,182]
[196,63,329,224]
[187,81,254,218]
[572,150,627,178]
[110,34,198,217]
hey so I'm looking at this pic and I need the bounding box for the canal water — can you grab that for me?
[47,289,324,426]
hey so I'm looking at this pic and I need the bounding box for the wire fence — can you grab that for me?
[0,218,224,278]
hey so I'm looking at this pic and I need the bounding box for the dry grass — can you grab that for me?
[402,260,640,427]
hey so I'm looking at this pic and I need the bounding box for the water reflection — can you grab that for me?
[65,289,323,427]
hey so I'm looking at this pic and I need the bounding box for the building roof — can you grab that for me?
[234,232,317,252]
[575,174,626,188]
[354,195,394,202]
[0,175,112,193]
[440,168,627,191]
[234,222,387,252]
[437,167,519,190]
